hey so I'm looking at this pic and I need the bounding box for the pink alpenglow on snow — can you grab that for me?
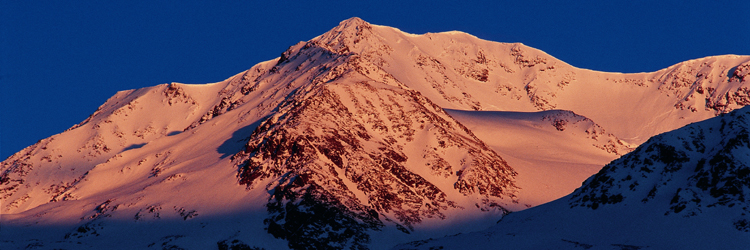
[2,17,750,249]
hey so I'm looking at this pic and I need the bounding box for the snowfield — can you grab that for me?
[2,17,749,249]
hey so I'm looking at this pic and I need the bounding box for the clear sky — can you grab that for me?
[2,0,749,160]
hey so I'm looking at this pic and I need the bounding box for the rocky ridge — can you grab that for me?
[2,17,750,250]
[570,106,750,226]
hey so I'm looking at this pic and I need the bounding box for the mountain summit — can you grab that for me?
[2,18,750,249]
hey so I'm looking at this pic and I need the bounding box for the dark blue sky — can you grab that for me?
[2,1,749,160]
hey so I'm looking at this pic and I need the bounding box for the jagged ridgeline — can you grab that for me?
[1,17,750,250]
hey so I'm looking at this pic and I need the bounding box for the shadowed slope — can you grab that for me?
[398,106,750,250]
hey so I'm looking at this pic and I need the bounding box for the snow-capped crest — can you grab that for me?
[309,17,380,55]
[2,17,750,250]
[337,17,370,30]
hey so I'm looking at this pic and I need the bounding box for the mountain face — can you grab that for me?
[2,17,750,249]
[230,60,517,248]
[396,106,750,250]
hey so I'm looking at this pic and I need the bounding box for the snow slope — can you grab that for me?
[1,17,750,249]
[342,18,750,144]
[396,106,750,250]
[446,109,632,207]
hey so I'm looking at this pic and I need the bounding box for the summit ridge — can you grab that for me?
[2,18,750,250]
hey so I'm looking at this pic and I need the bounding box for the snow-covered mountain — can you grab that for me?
[397,105,750,250]
[1,17,749,249]
[446,109,633,206]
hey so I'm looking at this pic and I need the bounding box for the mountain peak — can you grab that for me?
[327,17,374,37]
[308,17,384,55]
[338,17,369,28]
[4,17,750,250]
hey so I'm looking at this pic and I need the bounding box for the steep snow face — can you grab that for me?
[0,81,227,213]
[0,53,329,249]
[397,106,750,250]
[0,59,299,249]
